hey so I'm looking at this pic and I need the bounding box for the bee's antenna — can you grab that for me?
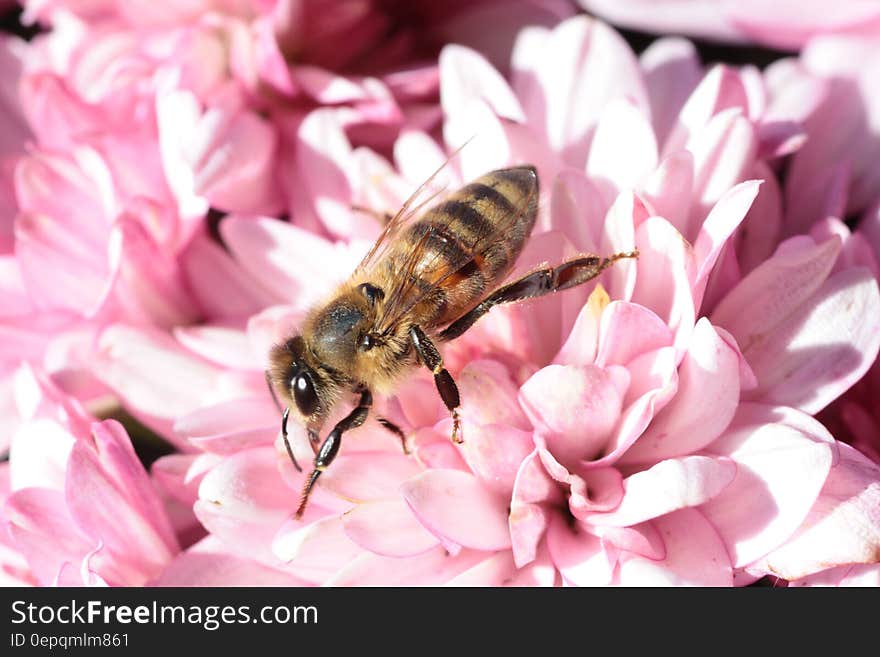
[281,407,302,473]
[266,371,302,473]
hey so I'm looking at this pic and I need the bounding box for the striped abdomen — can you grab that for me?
[389,166,539,328]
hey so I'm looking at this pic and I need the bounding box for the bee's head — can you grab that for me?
[268,335,341,431]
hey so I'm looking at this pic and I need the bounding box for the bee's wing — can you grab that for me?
[354,158,458,276]
[375,180,539,336]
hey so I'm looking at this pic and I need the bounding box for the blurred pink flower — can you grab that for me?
[3,365,180,585]
[770,36,880,235]
[578,0,880,50]
[0,0,576,415]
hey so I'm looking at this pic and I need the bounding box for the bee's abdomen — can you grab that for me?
[398,166,539,326]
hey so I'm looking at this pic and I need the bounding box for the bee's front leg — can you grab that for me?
[295,388,373,519]
[409,325,462,444]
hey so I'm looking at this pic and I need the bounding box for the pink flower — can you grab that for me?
[578,0,880,50]
[3,365,180,585]
[3,9,880,587]
[774,36,880,235]
[101,16,878,585]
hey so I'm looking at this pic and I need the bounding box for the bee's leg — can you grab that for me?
[439,251,638,341]
[377,417,410,454]
[409,325,462,444]
[265,370,302,472]
[295,388,373,519]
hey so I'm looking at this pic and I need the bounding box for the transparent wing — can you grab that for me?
[374,180,539,336]
[354,154,462,277]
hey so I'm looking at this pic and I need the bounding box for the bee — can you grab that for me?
[267,164,637,518]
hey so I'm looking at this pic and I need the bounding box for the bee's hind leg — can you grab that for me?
[409,325,462,444]
[296,388,373,519]
[438,251,638,341]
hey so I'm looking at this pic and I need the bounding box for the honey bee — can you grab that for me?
[267,164,637,518]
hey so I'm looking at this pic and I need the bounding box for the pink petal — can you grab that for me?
[107,215,196,328]
[622,318,741,463]
[319,451,422,503]
[92,325,225,442]
[220,216,360,310]
[9,418,75,492]
[568,466,624,516]
[459,423,534,497]
[586,99,658,205]
[692,180,762,301]
[595,301,674,367]
[184,96,282,215]
[154,537,307,586]
[513,15,648,165]
[343,498,440,557]
[14,211,110,315]
[151,453,220,507]
[445,548,557,587]
[711,235,840,344]
[180,232,280,319]
[664,65,750,157]
[5,487,95,586]
[548,169,604,252]
[588,348,679,467]
[702,403,835,567]
[509,503,551,569]
[630,216,697,352]
[401,469,511,551]
[65,438,175,581]
[458,359,530,429]
[616,508,733,586]
[414,431,470,472]
[640,150,695,236]
[640,37,702,148]
[685,109,757,240]
[326,546,489,586]
[729,2,880,52]
[756,121,807,160]
[19,73,107,150]
[509,450,563,566]
[741,268,880,414]
[439,45,525,123]
[587,456,736,527]
[436,0,576,74]
[195,447,296,567]
[173,323,259,370]
[174,397,277,454]
[547,515,615,586]
[295,109,370,240]
[735,162,783,276]
[591,521,665,561]
[519,364,629,467]
[272,515,364,584]
[599,192,642,302]
[86,421,178,553]
[443,99,515,184]
[791,563,880,588]
[750,443,880,580]
[553,284,606,367]
[393,130,448,185]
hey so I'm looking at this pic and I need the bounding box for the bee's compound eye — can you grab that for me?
[292,372,319,417]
